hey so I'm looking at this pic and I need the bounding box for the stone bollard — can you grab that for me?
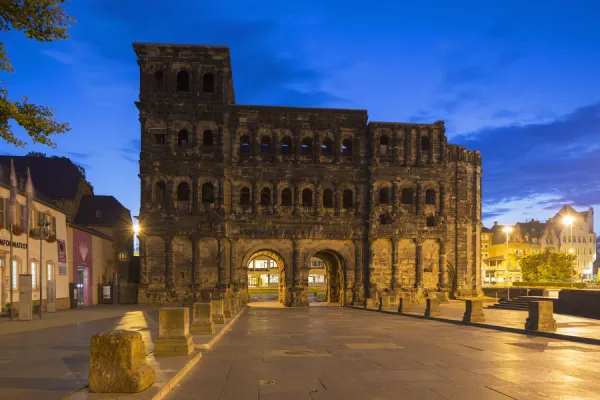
[190,303,215,334]
[525,301,557,332]
[463,300,485,323]
[223,298,234,318]
[89,330,156,393]
[366,298,375,309]
[398,297,413,313]
[154,308,195,356]
[381,296,390,311]
[233,297,241,313]
[211,299,226,324]
[425,298,442,317]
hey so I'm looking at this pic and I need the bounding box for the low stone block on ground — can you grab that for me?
[398,297,413,313]
[190,303,215,335]
[211,299,226,324]
[425,297,442,317]
[463,299,485,323]
[89,330,156,393]
[366,298,375,309]
[154,307,195,356]
[223,298,234,318]
[525,301,557,332]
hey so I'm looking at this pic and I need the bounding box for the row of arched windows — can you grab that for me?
[377,187,436,205]
[175,129,214,147]
[376,134,430,155]
[240,135,353,157]
[153,70,215,93]
[237,187,354,208]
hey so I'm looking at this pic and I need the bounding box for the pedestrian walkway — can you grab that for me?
[167,305,600,400]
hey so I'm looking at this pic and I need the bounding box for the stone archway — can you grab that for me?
[243,249,287,305]
[304,249,346,306]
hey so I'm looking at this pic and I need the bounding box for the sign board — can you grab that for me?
[0,239,27,249]
[18,274,32,321]
[57,240,67,276]
[46,280,56,313]
[102,285,111,300]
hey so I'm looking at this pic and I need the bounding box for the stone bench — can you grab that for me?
[462,299,485,323]
[525,301,557,332]
[89,330,155,393]
[211,299,226,324]
[190,303,214,334]
[154,307,195,356]
[425,297,441,317]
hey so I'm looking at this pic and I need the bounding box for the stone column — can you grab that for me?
[333,127,340,164]
[392,182,400,215]
[313,133,320,163]
[252,181,258,215]
[166,181,175,213]
[217,238,225,292]
[191,177,199,215]
[139,236,148,285]
[415,238,423,288]
[415,183,422,216]
[392,128,400,164]
[353,239,363,305]
[165,236,174,290]
[334,184,340,216]
[391,238,399,290]
[272,181,278,215]
[191,235,199,284]
[292,239,300,286]
[293,183,299,216]
[354,183,361,216]
[439,240,447,287]
[439,183,446,216]
[229,238,237,287]
[217,178,224,209]
[315,183,321,217]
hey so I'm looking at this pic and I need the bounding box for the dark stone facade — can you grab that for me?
[133,43,483,307]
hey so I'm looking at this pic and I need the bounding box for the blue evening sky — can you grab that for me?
[1,0,599,230]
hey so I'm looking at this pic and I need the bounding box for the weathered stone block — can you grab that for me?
[398,297,413,313]
[525,301,557,332]
[425,298,441,317]
[233,297,241,313]
[223,298,234,318]
[190,303,215,334]
[89,330,155,393]
[154,307,195,356]
[366,298,375,309]
[211,299,226,324]
[462,300,485,323]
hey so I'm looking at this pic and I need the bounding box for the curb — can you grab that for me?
[196,306,246,350]
[346,306,600,346]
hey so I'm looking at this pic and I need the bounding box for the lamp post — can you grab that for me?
[37,219,51,319]
[502,226,513,300]
[563,215,576,282]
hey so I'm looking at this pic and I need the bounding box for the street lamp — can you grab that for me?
[502,226,513,298]
[133,222,141,236]
[563,215,574,252]
[37,219,51,319]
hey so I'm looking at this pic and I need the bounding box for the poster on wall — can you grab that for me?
[18,275,32,321]
[57,240,67,276]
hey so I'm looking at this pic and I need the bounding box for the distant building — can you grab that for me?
[482,205,596,285]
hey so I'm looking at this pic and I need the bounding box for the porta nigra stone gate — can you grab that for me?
[134,43,483,307]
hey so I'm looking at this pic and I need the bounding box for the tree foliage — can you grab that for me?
[520,249,577,282]
[0,0,75,147]
[25,150,86,179]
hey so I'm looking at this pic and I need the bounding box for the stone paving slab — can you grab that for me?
[165,305,600,400]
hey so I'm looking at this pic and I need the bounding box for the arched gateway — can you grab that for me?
[134,43,483,307]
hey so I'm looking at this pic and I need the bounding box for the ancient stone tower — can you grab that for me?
[134,43,483,307]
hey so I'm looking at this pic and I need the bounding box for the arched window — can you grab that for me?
[421,136,430,152]
[202,183,214,203]
[176,70,189,92]
[323,189,333,208]
[154,70,163,91]
[301,137,313,155]
[260,187,271,206]
[47,261,54,281]
[343,189,353,209]
[378,214,391,225]
[342,138,353,156]
[322,137,333,156]
[177,182,190,211]
[155,181,167,207]
[240,187,250,206]
[261,136,272,153]
[240,135,250,154]
[401,188,414,205]
[280,136,292,155]
[425,189,436,205]
[203,130,213,146]
[178,130,189,147]
[281,188,292,206]
[202,73,214,93]
[426,216,437,227]
[302,188,313,207]
[379,135,389,154]
[379,187,390,204]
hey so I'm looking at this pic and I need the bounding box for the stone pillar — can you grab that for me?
[217,238,225,292]
[525,301,557,332]
[463,300,485,323]
[392,128,400,163]
[223,297,234,318]
[398,296,413,313]
[315,183,321,217]
[191,235,199,285]
[89,331,155,393]
[333,127,340,164]
[210,299,226,324]
[166,181,175,213]
[165,236,174,290]
[292,238,301,291]
[139,236,148,285]
[154,307,195,356]
[354,183,361,216]
[391,239,398,290]
[439,184,446,216]
[415,183,422,215]
[334,184,340,216]
[228,238,236,291]
[415,238,424,288]
[217,178,224,209]
[252,181,258,215]
[293,183,299,216]
[392,182,400,215]
[191,177,199,215]
[190,303,215,334]
[272,181,278,215]
[439,240,447,287]
[353,239,363,305]
[425,298,441,317]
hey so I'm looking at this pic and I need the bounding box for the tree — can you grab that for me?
[25,150,86,179]
[0,1,75,148]
[520,249,577,282]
